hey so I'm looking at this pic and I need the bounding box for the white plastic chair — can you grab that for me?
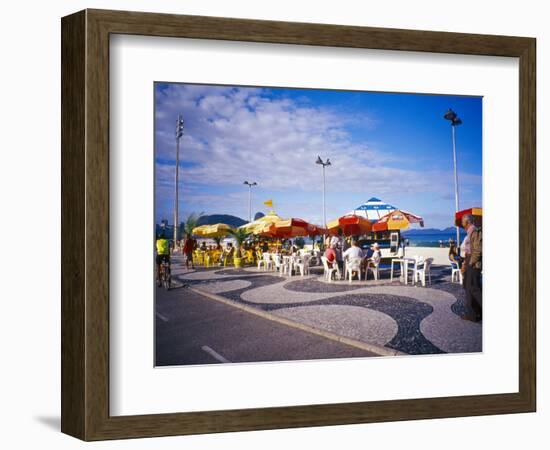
[404,255,423,283]
[450,260,462,283]
[272,254,284,276]
[365,259,379,280]
[294,255,310,276]
[282,255,294,276]
[414,257,433,286]
[321,256,339,282]
[258,252,272,271]
[345,257,363,282]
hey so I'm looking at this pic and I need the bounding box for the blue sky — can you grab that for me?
[155,82,482,229]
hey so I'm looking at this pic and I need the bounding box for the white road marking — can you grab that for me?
[155,312,169,322]
[201,345,231,363]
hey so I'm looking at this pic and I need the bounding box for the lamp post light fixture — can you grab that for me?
[315,156,331,229]
[243,181,258,222]
[173,115,184,247]
[443,108,463,248]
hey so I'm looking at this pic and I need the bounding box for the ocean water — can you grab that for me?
[404,231,466,247]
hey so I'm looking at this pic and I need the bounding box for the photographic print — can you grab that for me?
[154,82,483,366]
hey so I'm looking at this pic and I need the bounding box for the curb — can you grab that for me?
[187,285,406,358]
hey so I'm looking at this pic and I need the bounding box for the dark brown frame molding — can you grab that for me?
[61,9,536,441]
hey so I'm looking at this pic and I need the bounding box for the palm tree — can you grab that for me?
[180,212,204,237]
[228,228,251,254]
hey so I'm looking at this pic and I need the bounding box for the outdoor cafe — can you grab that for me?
[185,200,460,287]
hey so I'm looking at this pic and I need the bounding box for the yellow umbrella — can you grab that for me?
[239,210,282,235]
[192,223,233,238]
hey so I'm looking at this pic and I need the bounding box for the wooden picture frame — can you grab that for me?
[61,9,536,441]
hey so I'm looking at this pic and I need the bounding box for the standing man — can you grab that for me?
[461,214,482,322]
[330,228,345,275]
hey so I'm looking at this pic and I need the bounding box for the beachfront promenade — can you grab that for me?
[156,253,481,366]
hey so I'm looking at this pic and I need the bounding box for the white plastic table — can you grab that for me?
[390,257,417,285]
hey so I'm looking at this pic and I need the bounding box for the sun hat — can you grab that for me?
[371,242,380,248]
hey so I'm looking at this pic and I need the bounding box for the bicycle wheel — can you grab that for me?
[163,264,171,290]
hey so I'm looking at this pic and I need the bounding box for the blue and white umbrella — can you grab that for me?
[350,197,397,222]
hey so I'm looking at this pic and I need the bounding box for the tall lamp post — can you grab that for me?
[243,181,258,222]
[443,108,463,248]
[315,156,331,229]
[174,115,184,247]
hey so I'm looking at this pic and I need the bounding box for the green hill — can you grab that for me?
[196,214,247,228]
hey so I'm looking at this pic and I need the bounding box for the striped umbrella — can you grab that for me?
[239,210,282,235]
[372,210,424,231]
[351,197,397,222]
[455,207,482,228]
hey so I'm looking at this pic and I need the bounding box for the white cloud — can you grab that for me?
[154,83,481,226]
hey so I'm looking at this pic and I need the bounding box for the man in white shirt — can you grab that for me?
[343,239,364,261]
[330,229,345,271]
[343,239,364,281]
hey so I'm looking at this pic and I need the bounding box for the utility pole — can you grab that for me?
[444,108,463,248]
[315,156,331,229]
[174,115,184,247]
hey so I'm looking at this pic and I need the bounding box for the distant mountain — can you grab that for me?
[402,227,463,236]
[196,214,247,228]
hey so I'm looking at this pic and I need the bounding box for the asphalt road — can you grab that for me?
[155,286,375,366]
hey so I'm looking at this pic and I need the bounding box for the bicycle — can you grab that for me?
[159,259,171,290]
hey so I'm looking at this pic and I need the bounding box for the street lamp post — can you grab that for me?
[315,156,331,229]
[444,108,463,249]
[174,115,184,247]
[243,181,258,222]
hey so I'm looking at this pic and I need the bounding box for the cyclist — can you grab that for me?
[155,233,171,287]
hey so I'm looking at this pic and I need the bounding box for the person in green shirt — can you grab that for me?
[155,234,170,286]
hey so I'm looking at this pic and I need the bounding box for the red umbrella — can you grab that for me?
[260,218,322,238]
[327,214,373,236]
[455,207,482,228]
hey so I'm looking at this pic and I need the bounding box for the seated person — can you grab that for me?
[200,241,207,251]
[448,240,463,268]
[343,238,364,261]
[366,242,381,268]
[219,243,235,265]
[343,239,364,279]
[324,243,337,268]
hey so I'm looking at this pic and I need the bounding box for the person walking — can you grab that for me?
[182,233,195,269]
[461,214,482,322]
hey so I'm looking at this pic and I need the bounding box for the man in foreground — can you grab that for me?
[461,214,482,322]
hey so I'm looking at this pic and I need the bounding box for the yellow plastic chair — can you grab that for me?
[223,251,234,267]
[194,250,204,266]
[211,251,221,265]
[245,250,255,265]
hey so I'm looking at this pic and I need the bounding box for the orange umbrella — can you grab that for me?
[455,207,482,228]
[327,214,372,236]
[372,209,424,232]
